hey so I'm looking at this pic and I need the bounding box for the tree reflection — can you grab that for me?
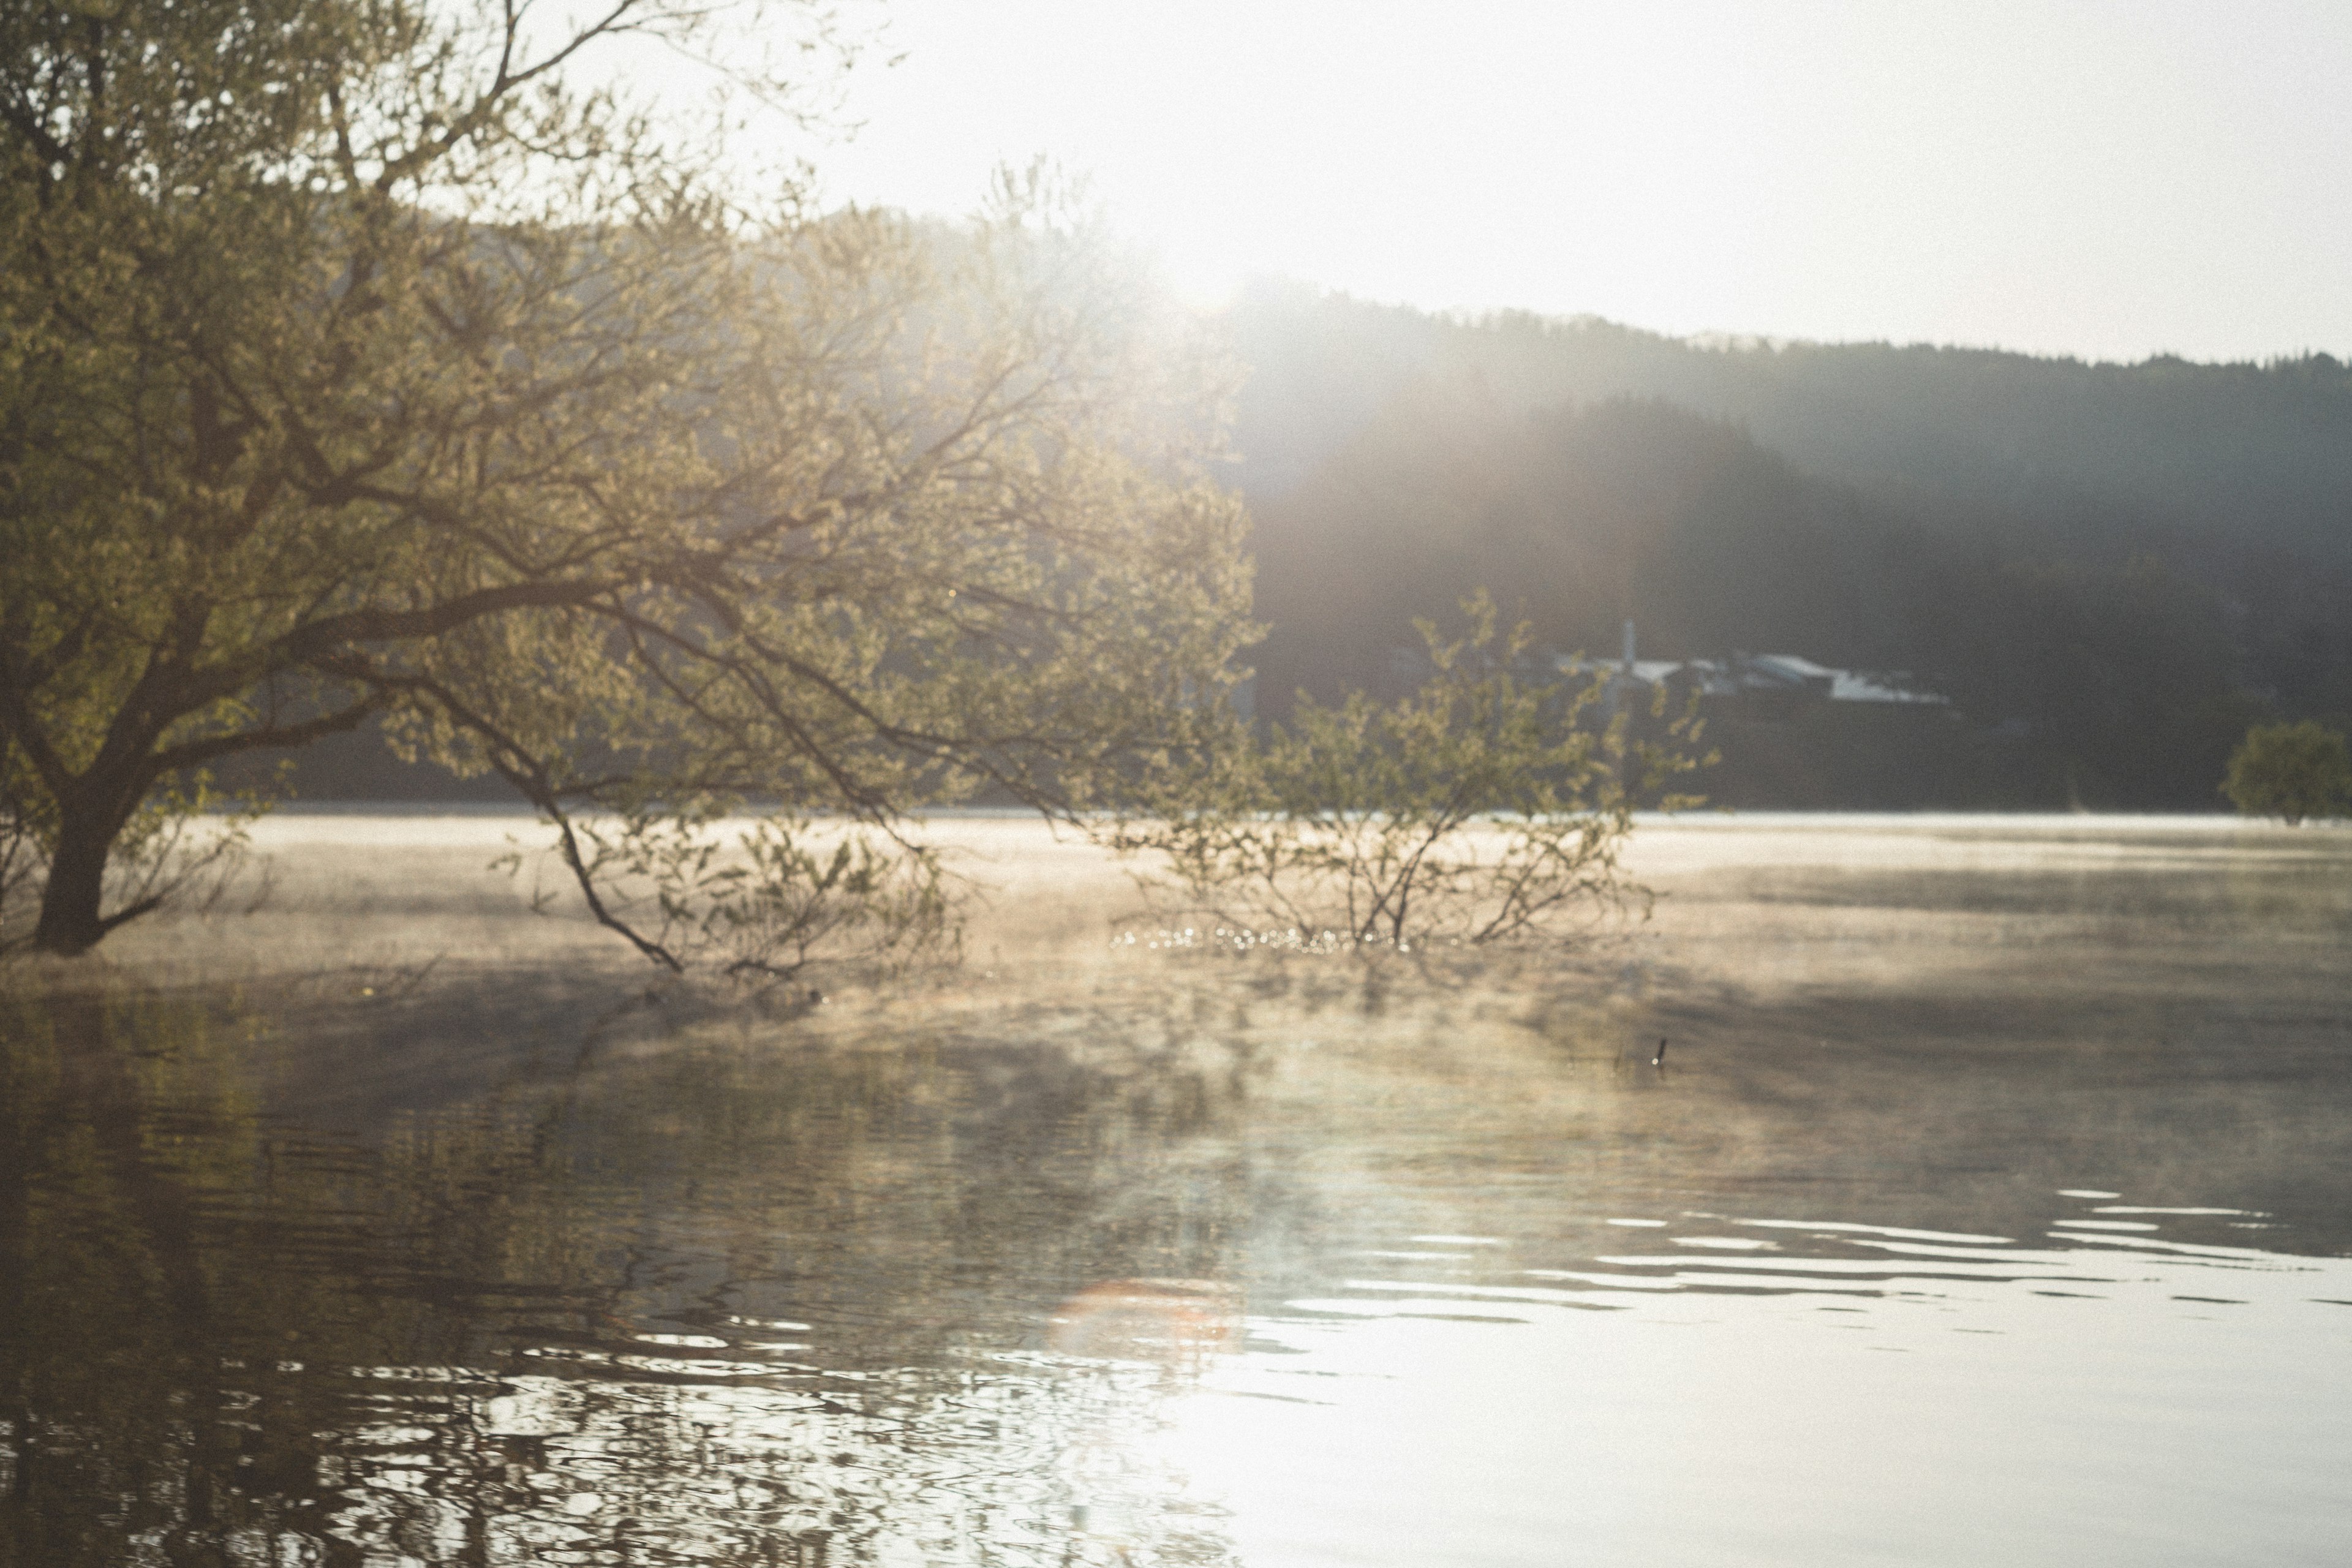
[1,983,1259,1565]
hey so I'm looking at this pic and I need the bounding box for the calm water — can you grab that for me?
[5,821,2351,1565]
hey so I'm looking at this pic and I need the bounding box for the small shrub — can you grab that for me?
[2221,721,2352,825]
[1104,594,1709,949]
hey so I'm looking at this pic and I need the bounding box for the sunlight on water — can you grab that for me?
[1162,1204,2352,1567]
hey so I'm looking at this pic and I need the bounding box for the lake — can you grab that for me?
[4,814,2349,1565]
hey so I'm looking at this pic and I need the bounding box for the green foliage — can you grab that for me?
[2221,722,2352,826]
[0,1,1253,958]
[1107,594,1708,949]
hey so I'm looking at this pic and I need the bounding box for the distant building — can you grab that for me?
[1388,621,1947,719]
[1371,622,1982,806]
[1709,653,1945,707]
[1555,624,1945,717]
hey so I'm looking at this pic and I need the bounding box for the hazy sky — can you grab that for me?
[777,0,2351,364]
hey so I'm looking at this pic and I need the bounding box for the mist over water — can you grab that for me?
[4,816,2349,1565]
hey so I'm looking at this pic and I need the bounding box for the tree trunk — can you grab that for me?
[30,805,118,955]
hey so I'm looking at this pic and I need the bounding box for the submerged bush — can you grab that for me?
[1104,594,1709,949]
[498,807,959,982]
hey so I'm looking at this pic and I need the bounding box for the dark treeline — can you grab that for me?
[1227,283,2352,809]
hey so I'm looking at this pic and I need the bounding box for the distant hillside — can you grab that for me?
[1222,280,2352,562]
[1221,284,2352,808]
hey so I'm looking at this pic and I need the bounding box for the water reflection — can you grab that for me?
[2,986,1265,1565]
[6,823,2352,1565]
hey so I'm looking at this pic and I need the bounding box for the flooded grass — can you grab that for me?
[4,813,2349,1564]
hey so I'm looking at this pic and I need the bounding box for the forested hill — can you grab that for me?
[1222,279,2352,561]
[1220,283,2352,810]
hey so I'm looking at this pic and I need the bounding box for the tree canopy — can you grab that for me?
[2221,722,2351,826]
[0,0,1253,955]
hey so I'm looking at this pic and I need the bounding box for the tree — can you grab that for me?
[0,0,1252,957]
[1105,594,1708,949]
[2220,721,2351,826]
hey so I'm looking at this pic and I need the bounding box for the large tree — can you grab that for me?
[0,0,1251,956]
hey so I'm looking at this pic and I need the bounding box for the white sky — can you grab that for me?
[729,0,2352,364]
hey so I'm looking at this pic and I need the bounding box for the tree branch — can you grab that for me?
[149,692,395,775]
